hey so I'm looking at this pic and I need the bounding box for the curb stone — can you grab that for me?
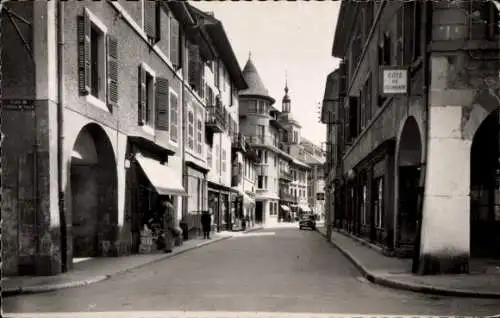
[3,235,232,298]
[315,227,500,299]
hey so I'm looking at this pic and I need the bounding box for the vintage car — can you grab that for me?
[299,213,316,230]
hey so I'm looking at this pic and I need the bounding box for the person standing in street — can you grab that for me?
[163,198,176,253]
[201,210,212,239]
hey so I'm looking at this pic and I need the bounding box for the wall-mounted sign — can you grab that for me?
[380,67,408,95]
[316,193,325,201]
[2,99,35,111]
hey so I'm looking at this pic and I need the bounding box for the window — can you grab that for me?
[144,0,160,43]
[258,176,264,189]
[215,145,220,174]
[78,9,118,110]
[169,14,180,67]
[257,125,265,142]
[222,149,227,173]
[207,146,213,167]
[361,184,368,226]
[170,91,178,142]
[293,131,298,143]
[248,100,257,113]
[188,110,194,150]
[374,177,384,229]
[138,63,156,128]
[196,117,203,154]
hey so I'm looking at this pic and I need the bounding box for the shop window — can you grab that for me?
[374,177,384,229]
[361,184,368,225]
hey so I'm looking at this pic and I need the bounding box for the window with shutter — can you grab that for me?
[188,109,194,150]
[155,77,169,131]
[196,117,203,154]
[107,35,119,109]
[138,65,146,125]
[170,16,180,67]
[403,2,415,64]
[144,0,159,43]
[78,9,107,104]
[170,91,179,142]
[137,64,155,128]
[396,9,403,65]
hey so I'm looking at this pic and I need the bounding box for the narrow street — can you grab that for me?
[4,227,500,317]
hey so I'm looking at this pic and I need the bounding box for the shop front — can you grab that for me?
[126,137,186,254]
[231,188,256,230]
[184,161,209,238]
[208,182,236,231]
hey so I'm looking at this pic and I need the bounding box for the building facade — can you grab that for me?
[238,57,310,226]
[0,0,246,276]
[322,1,500,274]
[181,6,247,234]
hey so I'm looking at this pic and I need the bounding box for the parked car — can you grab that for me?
[299,214,316,230]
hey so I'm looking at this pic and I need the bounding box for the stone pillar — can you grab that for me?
[419,56,472,275]
[31,0,61,275]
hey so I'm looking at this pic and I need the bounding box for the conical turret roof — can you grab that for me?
[239,56,275,104]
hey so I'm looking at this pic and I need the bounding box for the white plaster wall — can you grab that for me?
[421,106,471,256]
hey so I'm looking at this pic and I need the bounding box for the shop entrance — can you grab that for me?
[470,110,500,259]
[396,117,422,256]
[70,124,117,258]
[255,201,263,223]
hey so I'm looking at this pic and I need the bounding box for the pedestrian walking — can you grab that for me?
[162,198,176,253]
[201,210,212,239]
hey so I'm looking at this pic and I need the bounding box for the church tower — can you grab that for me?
[282,74,291,113]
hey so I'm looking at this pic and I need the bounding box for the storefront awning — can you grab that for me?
[136,154,187,196]
[243,192,255,206]
[280,205,290,212]
[299,205,311,212]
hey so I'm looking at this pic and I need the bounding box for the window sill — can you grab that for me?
[86,95,109,112]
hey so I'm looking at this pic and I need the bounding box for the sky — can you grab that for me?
[192,1,341,147]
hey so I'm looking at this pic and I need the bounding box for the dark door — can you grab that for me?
[255,201,263,223]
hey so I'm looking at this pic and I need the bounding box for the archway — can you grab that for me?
[396,117,422,255]
[70,123,118,257]
[470,110,500,259]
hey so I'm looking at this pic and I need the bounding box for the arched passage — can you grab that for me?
[396,117,422,254]
[470,109,500,258]
[70,123,118,257]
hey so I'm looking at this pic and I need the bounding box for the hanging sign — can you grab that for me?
[380,67,408,95]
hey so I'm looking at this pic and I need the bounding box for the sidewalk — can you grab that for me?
[316,226,500,299]
[3,226,263,297]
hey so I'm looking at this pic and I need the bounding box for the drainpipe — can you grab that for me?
[181,32,188,229]
[415,0,430,275]
[57,0,67,272]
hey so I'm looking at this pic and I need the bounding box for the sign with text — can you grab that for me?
[2,99,35,111]
[380,67,408,95]
[316,193,325,201]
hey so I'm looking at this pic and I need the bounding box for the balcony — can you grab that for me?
[232,132,247,152]
[279,189,295,203]
[279,169,293,182]
[246,135,280,148]
[205,105,225,134]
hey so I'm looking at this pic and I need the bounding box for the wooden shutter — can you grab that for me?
[170,93,178,141]
[107,35,119,108]
[138,65,146,126]
[188,43,200,88]
[78,11,91,95]
[403,2,414,64]
[155,78,169,131]
[170,17,180,67]
[144,0,157,41]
